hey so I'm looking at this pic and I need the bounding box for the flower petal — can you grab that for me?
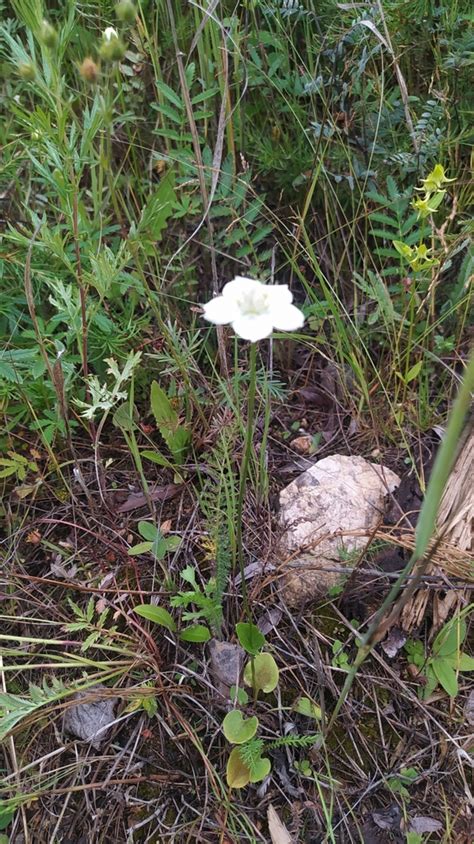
[271,303,305,332]
[231,314,274,342]
[266,284,293,307]
[222,276,262,301]
[202,295,237,325]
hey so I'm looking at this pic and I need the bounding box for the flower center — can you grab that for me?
[237,289,270,317]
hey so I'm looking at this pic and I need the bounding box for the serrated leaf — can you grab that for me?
[155,80,183,109]
[180,624,211,643]
[0,463,18,479]
[222,710,259,744]
[369,211,400,228]
[134,605,176,631]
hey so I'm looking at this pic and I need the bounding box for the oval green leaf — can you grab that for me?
[226,747,251,788]
[134,604,176,632]
[458,653,474,672]
[243,653,279,693]
[249,755,271,783]
[138,521,158,541]
[127,541,152,556]
[432,658,458,697]
[222,710,258,744]
[236,622,265,655]
[180,625,211,643]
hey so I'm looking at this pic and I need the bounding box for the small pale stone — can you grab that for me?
[292,434,313,454]
[278,454,400,605]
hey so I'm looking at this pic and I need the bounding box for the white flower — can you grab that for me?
[202,276,305,342]
[103,26,118,41]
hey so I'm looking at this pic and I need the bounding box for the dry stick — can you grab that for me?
[164,0,229,379]
[327,352,474,731]
[70,173,89,385]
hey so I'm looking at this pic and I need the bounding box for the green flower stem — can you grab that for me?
[236,341,258,620]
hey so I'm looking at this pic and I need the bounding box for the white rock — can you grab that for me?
[278,454,400,605]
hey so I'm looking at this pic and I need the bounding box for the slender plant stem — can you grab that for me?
[326,349,474,731]
[236,342,258,619]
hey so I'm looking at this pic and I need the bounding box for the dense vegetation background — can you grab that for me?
[0,0,472,841]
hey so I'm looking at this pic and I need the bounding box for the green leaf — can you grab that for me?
[137,170,176,242]
[414,352,474,559]
[434,616,466,657]
[112,403,136,432]
[293,696,322,720]
[141,450,171,468]
[405,359,423,383]
[155,80,183,109]
[421,663,439,700]
[432,658,458,697]
[164,536,181,552]
[0,802,14,831]
[249,755,271,783]
[393,240,413,260]
[0,462,18,479]
[230,685,249,706]
[226,746,271,788]
[458,653,474,671]
[236,622,265,655]
[150,381,178,428]
[243,653,279,693]
[169,427,191,464]
[180,624,211,643]
[226,746,251,788]
[138,521,158,541]
[222,710,259,744]
[127,541,153,556]
[134,604,176,632]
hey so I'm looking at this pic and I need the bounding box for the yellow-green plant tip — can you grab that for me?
[116,0,137,24]
[18,62,36,80]
[40,20,58,49]
[100,38,126,62]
